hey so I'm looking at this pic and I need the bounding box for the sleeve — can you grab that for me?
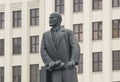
[68,30,80,65]
[41,33,53,66]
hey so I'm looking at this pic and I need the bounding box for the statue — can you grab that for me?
[40,12,80,82]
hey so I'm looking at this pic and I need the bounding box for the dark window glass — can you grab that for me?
[73,24,83,42]
[13,66,21,82]
[73,0,83,12]
[0,39,4,56]
[0,67,4,82]
[112,0,120,7]
[78,54,83,73]
[92,0,102,10]
[92,22,102,40]
[30,64,39,82]
[0,12,4,29]
[112,50,120,70]
[93,52,102,72]
[112,19,120,38]
[30,36,39,53]
[55,0,64,14]
[30,8,39,26]
[13,11,21,27]
[13,37,21,54]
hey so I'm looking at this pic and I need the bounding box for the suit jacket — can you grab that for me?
[41,27,80,65]
[40,27,80,82]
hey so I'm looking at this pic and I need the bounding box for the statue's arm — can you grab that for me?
[68,30,80,65]
[41,33,53,66]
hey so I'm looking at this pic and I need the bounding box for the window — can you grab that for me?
[13,66,21,82]
[30,36,39,53]
[93,52,102,72]
[73,24,83,42]
[0,67,4,82]
[92,0,102,10]
[0,12,4,29]
[55,0,64,14]
[0,39,4,56]
[13,37,21,54]
[78,54,83,73]
[13,10,21,27]
[112,50,120,70]
[73,0,83,12]
[30,64,39,82]
[30,8,39,26]
[112,0,120,7]
[92,22,102,40]
[112,19,120,38]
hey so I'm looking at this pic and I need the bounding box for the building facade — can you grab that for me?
[0,0,120,82]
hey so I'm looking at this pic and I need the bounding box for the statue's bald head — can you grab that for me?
[50,12,62,23]
[49,12,62,27]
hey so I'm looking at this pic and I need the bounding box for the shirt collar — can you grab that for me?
[51,25,61,32]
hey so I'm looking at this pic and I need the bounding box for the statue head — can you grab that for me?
[49,12,62,28]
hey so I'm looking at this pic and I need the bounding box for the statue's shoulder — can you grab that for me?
[63,28,73,34]
[43,30,50,35]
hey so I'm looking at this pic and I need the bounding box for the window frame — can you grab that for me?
[112,50,120,70]
[30,36,39,53]
[73,24,83,42]
[55,0,64,14]
[30,8,39,26]
[0,67,4,82]
[0,39,4,56]
[92,22,102,40]
[112,0,120,7]
[30,64,39,82]
[112,19,120,38]
[0,12,4,29]
[73,0,83,12]
[13,66,21,82]
[92,0,102,10]
[77,54,83,73]
[13,37,22,55]
[13,10,21,27]
[93,52,102,72]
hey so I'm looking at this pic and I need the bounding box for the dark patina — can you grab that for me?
[40,12,80,82]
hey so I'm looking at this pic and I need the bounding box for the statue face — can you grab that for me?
[49,14,58,27]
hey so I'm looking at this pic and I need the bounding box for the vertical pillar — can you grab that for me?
[103,0,112,82]
[39,0,45,67]
[83,0,92,82]
[65,0,72,29]
[22,1,29,82]
[5,2,12,82]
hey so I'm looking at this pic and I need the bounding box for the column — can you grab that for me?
[65,0,72,29]
[39,0,45,68]
[22,1,29,82]
[83,0,92,82]
[103,0,112,82]
[5,2,12,82]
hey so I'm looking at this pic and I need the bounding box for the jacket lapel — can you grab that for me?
[55,27,65,48]
[47,31,57,52]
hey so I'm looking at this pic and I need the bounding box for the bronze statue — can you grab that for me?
[41,12,80,82]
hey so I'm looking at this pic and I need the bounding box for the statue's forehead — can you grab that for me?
[50,14,55,17]
[50,13,59,18]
